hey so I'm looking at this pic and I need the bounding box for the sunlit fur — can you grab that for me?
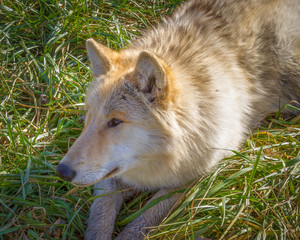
[57,0,300,238]
[59,0,299,190]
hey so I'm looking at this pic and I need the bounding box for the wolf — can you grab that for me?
[56,0,300,239]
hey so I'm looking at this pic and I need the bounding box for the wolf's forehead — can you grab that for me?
[86,80,141,115]
[103,81,141,114]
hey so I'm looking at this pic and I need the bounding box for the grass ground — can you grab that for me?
[0,0,299,239]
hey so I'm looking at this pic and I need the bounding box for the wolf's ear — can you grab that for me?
[86,38,115,77]
[135,51,168,103]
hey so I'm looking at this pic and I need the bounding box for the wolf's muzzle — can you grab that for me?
[56,163,76,181]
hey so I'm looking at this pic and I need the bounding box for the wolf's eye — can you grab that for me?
[108,118,123,128]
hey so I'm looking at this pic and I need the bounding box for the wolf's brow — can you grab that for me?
[104,80,143,116]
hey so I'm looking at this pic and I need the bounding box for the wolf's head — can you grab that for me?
[56,39,179,188]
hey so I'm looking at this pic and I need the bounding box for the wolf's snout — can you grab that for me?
[56,163,75,181]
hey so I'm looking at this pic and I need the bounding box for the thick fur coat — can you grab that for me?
[56,0,300,239]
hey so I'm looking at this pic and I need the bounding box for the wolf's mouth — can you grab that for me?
[72,167,120,187]
[102,167,120,180]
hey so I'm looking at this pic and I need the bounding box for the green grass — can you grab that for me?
[0,0,299,239]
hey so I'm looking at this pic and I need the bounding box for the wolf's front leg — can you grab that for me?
[115,189,180,240]
[85,178,129,240]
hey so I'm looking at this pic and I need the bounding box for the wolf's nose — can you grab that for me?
[56,163,75,181]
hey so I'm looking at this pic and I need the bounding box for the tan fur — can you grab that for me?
[57,0,300,239]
